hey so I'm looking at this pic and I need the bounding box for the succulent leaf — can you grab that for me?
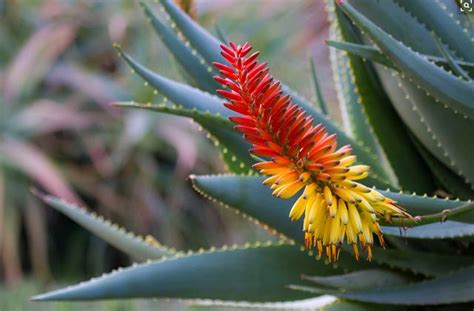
[375,67,474,188]
[338,0,474,119]
[329,9,385,166]
[343,0,440,56]
[297,264,474,305]
[414,140,474,200]
[382,221,474,240]
[329,4,434,192]
[33,191,173,261]
[309,58,329,115]
[303,269,410,290]
[392,0,474,62]
[140,2,219,93]
[115,101,254,174]
[191,175,474,274]
[327,40,474,72]
[371,247,474,277]
[32,243,343,302]
[157,0,222,66]
[114,45,229,116]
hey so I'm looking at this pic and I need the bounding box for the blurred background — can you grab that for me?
[0,0,335,309]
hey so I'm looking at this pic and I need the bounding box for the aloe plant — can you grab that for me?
[33,0,474,309]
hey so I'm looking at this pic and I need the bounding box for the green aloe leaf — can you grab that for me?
[114,46,229,117]
[413,139,474,200]
[329,4,434,192]
[310,58,329,115]
[115,101,254,174]
[191,175,473,235]
[330,9,383,162]
[371,248,474,277]
[375,66,474,189]
[156,0,222,67]
[140,2,218,93]
[327,40,474,72]
[382,221,474,240]
[299,264,474,305]
[393,0,474,62]
[214,24,228,44]
[432,33,471,81]
[344,0,440,56]
[327,40,395,69]
[338,0,474,119]
[33,190,173,261]
[32,243,343,302]
[191,175,473,275]
[303,269,409,290]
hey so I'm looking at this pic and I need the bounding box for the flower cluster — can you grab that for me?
[213,42,411,261]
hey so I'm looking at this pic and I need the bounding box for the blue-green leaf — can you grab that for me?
[393,0,474,62]
[114,45,229,117]
[115,101,254,174]
[32,243,342,302]
[140,2,219,93]
[303,269,409,290]
[157,0,222,66]
[310,58,328,115]
[329,5,434,192]
[34,191,172,261]
[338,0,474,119]
[371,247,474,277]
[327,264,474,305]
[327,40,474,72]
[382,221,474,240]
[191,175,473,275]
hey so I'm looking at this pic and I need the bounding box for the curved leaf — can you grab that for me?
[329,7,385,167]
[191,175,473,275]
[303,269,409,290]
[327,40,474,71]
[115,101,254,174]
[382,221,474,240]
[331,265,474,305]
[338,0,474,119]
[140,2,218,93]
[329,4,434,192]
[114,45,229,117]
[310,58,328,115]
[378,67,474,188]
[32,243,343,302]
[345,0,440,56]
[371,248,474,277]
[393,0,474,62]
[33,191,173,261]
[157,0,222,66]
[414,139,474,200]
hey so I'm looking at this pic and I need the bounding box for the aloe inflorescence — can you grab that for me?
[213,42,411,261]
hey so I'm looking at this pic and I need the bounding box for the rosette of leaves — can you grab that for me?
[33,0,474,310]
